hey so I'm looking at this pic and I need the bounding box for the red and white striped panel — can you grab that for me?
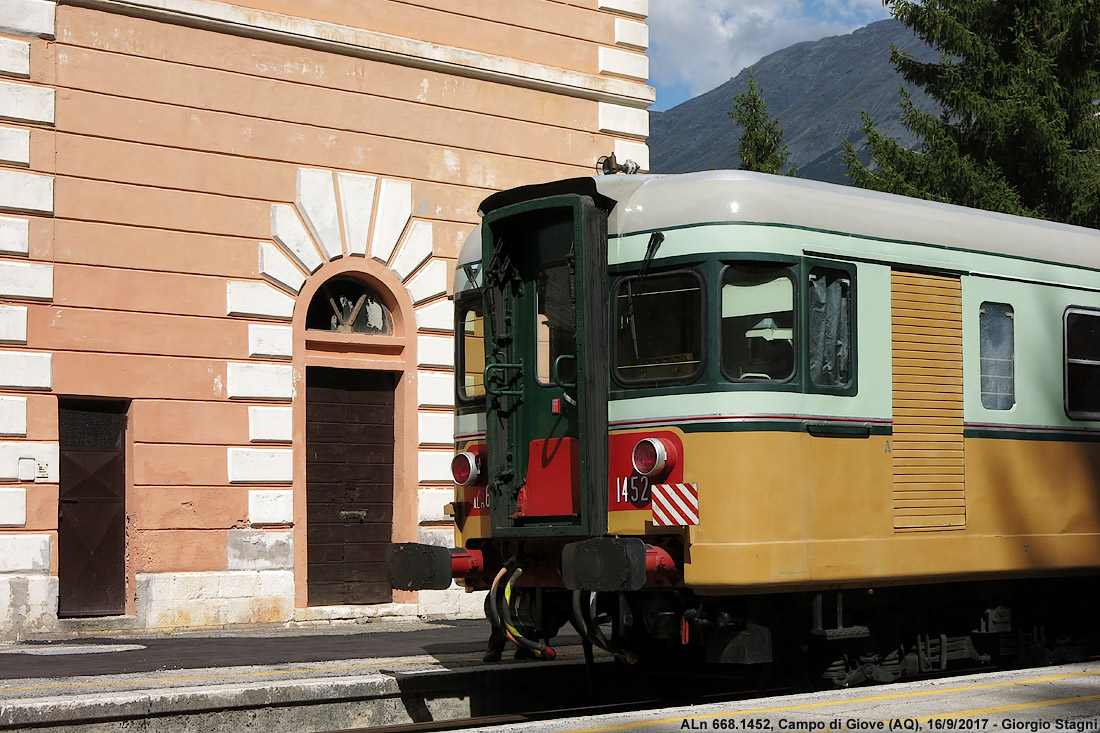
[650,483,699,526]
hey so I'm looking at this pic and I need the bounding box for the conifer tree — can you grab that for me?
[843,0,1100,227]
[730,71,796,176]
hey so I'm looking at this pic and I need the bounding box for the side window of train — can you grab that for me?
[807,268,853,389]
[721,263,796,382]
[457,298,485,401]
[979,302,1014,410]
[613,269,705,385]
[1064,307,1100,420]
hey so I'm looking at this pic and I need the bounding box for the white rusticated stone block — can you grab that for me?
[0,487,26,526]
[0,0,56,38]
[0,80,53,124]
[271,203,323,273]
[0,127,29,166]
[615,139,650,173]
[0,39,29,78]
[598,102,649,138]
[418,449,452,483]
[417,370,454,408]
[248,405,292,442]
[418,585,484,618]
[337,172,376,257]
[248,323,292,359]
[0,305,27,343]
[598,0,647,18]
[227,447,293,483]
[418,411,453,446]
[390,220,433,281]
[0,169,51,215]
[0,351,50,390]
[296,168,342,261]
[405,259,448,304]
[226,280,295,321]
[0,533,48,571]
[0,442,57,482]
[415,299,454,333]
[257,569,295,597]
[370,178,411,264]
[0,573,58,636]
[418,487,453,523]
[598,46,649,81]
[0,215,28,255]
[0,260,49,299]
[416,525,454,548]
[417,334,453,369]
[614,17,649,50]
[217,569,259,599]
[248,489,293,525]
[0,397,26,436]
[227,529,294,570]
[226,362,294,400]
[259,241,306,294]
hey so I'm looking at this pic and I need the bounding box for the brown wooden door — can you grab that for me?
[58,401,127,617]
[306,367,396,606]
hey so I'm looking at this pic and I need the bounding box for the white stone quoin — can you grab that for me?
[248,405,292,442]
[248,490,294,525]
[0,533,48,572]
[0,304,27,343]
[0,38,29,77]
[247,323,293,358]
[0,351,50,390]
[226,280,295,320]
[0,260,50,299]
[227,447,293,483]
[0,215,28,255]
[226,362,294,400]
[0,0,56,38]
[0,396,27,436]
[0,487,26,526]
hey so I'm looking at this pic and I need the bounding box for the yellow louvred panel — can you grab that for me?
[891,271,965,531]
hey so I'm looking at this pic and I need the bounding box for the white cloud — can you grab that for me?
[648,0,892,107]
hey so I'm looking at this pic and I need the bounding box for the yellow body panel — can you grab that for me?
[680,429,1100,591]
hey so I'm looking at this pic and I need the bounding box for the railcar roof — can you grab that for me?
[591,170,1100,271]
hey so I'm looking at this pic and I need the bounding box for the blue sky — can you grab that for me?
[647,0,893,111]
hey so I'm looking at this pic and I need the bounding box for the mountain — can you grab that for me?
[648,19,939,183]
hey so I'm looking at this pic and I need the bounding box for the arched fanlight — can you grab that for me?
[306,276,393,335]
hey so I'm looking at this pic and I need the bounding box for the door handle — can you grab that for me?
[484,362,523,396]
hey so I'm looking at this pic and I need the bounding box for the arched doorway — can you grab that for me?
[302,274,401,606]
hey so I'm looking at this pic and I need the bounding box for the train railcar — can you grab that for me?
[388,171,1100,685]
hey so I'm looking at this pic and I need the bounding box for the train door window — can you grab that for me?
[979,302,1014,410]
[457,299,485,401]
[536,263,576,385]
[613,270,704,385]
[1064,307,1100,419]
[721,263,796,382]
[808,268,852,388]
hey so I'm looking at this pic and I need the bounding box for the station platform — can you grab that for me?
[0,617,598,731]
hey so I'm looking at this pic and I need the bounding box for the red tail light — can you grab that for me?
[632,437,672,478]
[451,451,480,486]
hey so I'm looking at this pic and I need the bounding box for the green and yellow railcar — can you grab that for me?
[389,171,1100,684]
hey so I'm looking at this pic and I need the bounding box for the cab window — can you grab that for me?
[457,299,485,401]
[613,270,704,385]
[721,263,796,382]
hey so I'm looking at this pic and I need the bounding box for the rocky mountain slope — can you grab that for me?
[649,19,939,182]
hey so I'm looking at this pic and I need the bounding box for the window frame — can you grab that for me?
[718,260,800,386]
[454,293,486,408]
[610,266,708,388]
[1063,306,1100,421]
[801,258,858,397]
[978,301,1015,411]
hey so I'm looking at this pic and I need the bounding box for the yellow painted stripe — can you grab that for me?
[562,669,1100,733]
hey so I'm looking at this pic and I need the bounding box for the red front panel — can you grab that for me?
[607,430,685,512]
